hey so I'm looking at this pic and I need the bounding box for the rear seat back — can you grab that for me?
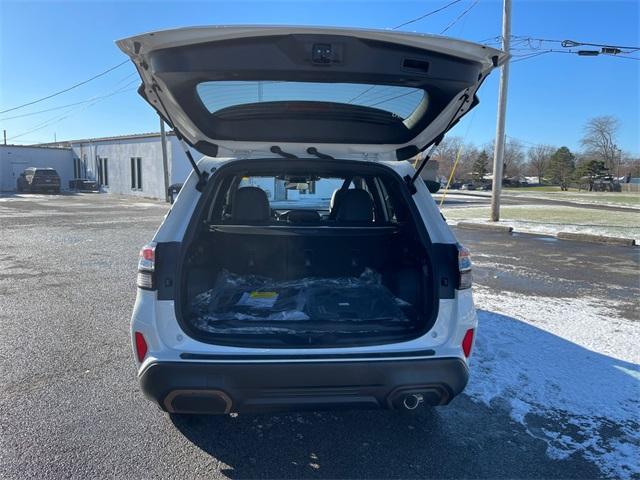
[230,187,271,224]
[206,228,396,279]
[335,189,374,224]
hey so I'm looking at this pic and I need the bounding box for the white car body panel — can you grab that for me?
[131,156,477,374]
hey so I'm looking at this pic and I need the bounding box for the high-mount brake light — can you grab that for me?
[137,242,157,290]
[458,244,472,290]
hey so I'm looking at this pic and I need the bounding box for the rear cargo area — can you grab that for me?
[181,224,431,347]
[190,268,413,335]
[177,161,436,348]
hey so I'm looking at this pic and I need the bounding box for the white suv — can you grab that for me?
[118,26,504,415]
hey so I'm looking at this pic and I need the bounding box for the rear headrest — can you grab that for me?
[336,189,374,223]
[287,209,321,225]
[329,188,347,219]
[232,187,270,223]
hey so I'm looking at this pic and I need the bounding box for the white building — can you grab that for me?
[53,131,196,200]
[2,132,198,198]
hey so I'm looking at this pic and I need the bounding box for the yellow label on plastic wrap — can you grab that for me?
[250,291,278,299]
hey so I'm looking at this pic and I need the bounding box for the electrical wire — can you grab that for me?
[392,0,464,30]
[366,89,422,108]
[440,0,481,34]
[0,72,138,121]
[0,59,129,114]
[7,80,138,141]
[510,48,639,63]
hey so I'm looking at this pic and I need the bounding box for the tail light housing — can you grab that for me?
[462,328,474,357]
[137,242,156,290]
[457,244,472,289]
[134,332,148,362]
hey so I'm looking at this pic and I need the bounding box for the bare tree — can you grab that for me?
[619,152,640,178]
[527,144,555,184]
[504,138,525,177]
[432,136,464,179]
[487,138,525,178]
[580,116,620,176]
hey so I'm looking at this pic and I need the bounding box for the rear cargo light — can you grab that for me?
[462,328,474,357]
[134,332,148,362]
[137,242,156,290]
[457,244,472,289]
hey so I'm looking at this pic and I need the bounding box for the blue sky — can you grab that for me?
[1,0,638,155]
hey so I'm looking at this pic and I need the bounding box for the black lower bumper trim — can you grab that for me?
[180,349,436,361]
[140,357,469,414]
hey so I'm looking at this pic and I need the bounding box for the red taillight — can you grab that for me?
[462,328,474,357]
[137,242,156,290]
[141,247,155,261]
[457,244,472,290]
[134,332,148,362]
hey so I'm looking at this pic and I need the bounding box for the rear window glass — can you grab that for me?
[207,171,408,226]
[196,81,426,120]
[238,176,346,211]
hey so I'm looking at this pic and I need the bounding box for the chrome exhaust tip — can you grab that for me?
[402,393,424,410]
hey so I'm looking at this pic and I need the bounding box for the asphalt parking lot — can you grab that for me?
[1,193,637,479]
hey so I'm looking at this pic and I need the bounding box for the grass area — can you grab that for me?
[501,188,640,207]
[442,204,640,240]
[504,186,565,192]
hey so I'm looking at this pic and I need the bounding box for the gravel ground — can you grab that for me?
[1,193,636,479]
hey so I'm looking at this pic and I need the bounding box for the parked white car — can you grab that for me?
[118,26,505,414]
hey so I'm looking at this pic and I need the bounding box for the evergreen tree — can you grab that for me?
[548,147,576,191]
[472,150,490,183]
[575,159,608,191]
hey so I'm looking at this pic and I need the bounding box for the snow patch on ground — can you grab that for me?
[447,217,640,243]
[468,288,640,478]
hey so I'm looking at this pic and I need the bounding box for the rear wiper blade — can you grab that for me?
[270,145,298,159]
[306,147,334,160]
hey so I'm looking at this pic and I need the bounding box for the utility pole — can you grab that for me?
[3,130,6,145]
[160,117,170,202]
[490,0,512,221]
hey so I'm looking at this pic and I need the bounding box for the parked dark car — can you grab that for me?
[69,178,99,192]
[17,167,61,193]
[168,183,183,203]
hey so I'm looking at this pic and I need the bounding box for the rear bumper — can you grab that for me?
[139,357,469,414]
[31,184,60,190]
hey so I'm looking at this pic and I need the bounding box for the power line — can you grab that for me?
[392,0,464,30]
[366,89,422,108]
[440,0,481,34]
[1,99,103,121]
[7,81,138,141]
[0,73,138,121]
[0,60,130,115]
[510,48,639,63]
